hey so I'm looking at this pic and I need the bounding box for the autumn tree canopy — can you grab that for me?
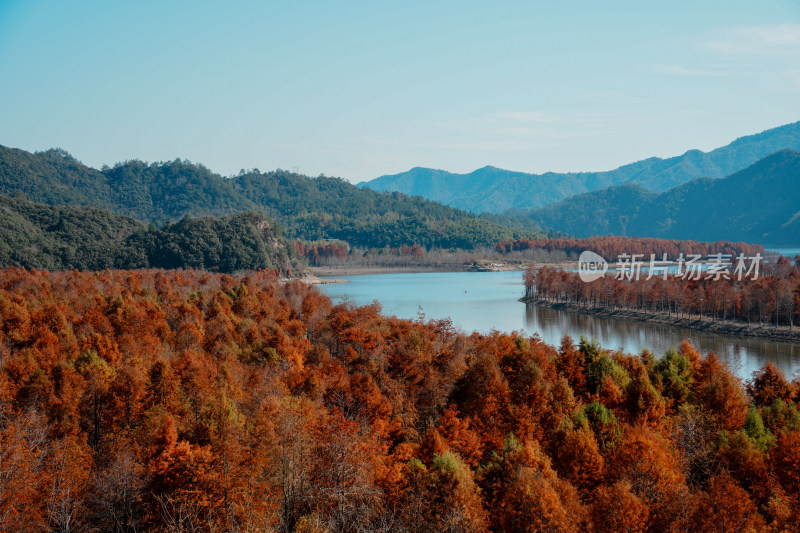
[0,267,798,531]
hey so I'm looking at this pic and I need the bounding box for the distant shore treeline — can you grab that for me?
[498,236,765,261]
[295,240,563,270]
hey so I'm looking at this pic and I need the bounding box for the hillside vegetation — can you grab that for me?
[0,146,537,249]
[0,193,302,272]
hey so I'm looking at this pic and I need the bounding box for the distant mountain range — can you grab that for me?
[0,145,537,250]
[4,119,796,254]
[361,121,800,214]
[525,150,800,245]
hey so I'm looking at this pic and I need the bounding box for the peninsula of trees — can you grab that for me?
[524,254,800,341]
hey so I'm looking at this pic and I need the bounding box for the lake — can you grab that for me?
[769,247,800,258]
[319,271,800,381]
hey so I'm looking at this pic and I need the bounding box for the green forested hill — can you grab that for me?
[0,193,302,272]
[0,147,109,206]
[0,145,538,248]
[0,191,142,270]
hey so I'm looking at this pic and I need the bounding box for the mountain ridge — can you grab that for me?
[0,145,539,250]
[361,121,800,213]
[525,149,800,245]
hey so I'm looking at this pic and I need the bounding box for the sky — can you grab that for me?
[1,0,799,182]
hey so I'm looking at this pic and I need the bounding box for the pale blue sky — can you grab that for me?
[1,0,799,182]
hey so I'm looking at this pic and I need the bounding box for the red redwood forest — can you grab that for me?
[527,255,800,329]
[1,267,799,532]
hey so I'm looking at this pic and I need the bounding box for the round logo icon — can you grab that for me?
[578,250,608,282]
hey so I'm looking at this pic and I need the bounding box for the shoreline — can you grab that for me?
[292,272,348,285]
[310,264,530,277]
[519,296,800,344]
[311,266,466,277]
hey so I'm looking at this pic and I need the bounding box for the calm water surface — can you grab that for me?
[768,247,800,258]
[319,271,800,380]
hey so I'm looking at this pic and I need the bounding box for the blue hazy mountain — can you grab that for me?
[361,121,800,213]
[526,150,800,245]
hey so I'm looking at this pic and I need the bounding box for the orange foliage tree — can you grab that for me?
[0,266,796,530]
